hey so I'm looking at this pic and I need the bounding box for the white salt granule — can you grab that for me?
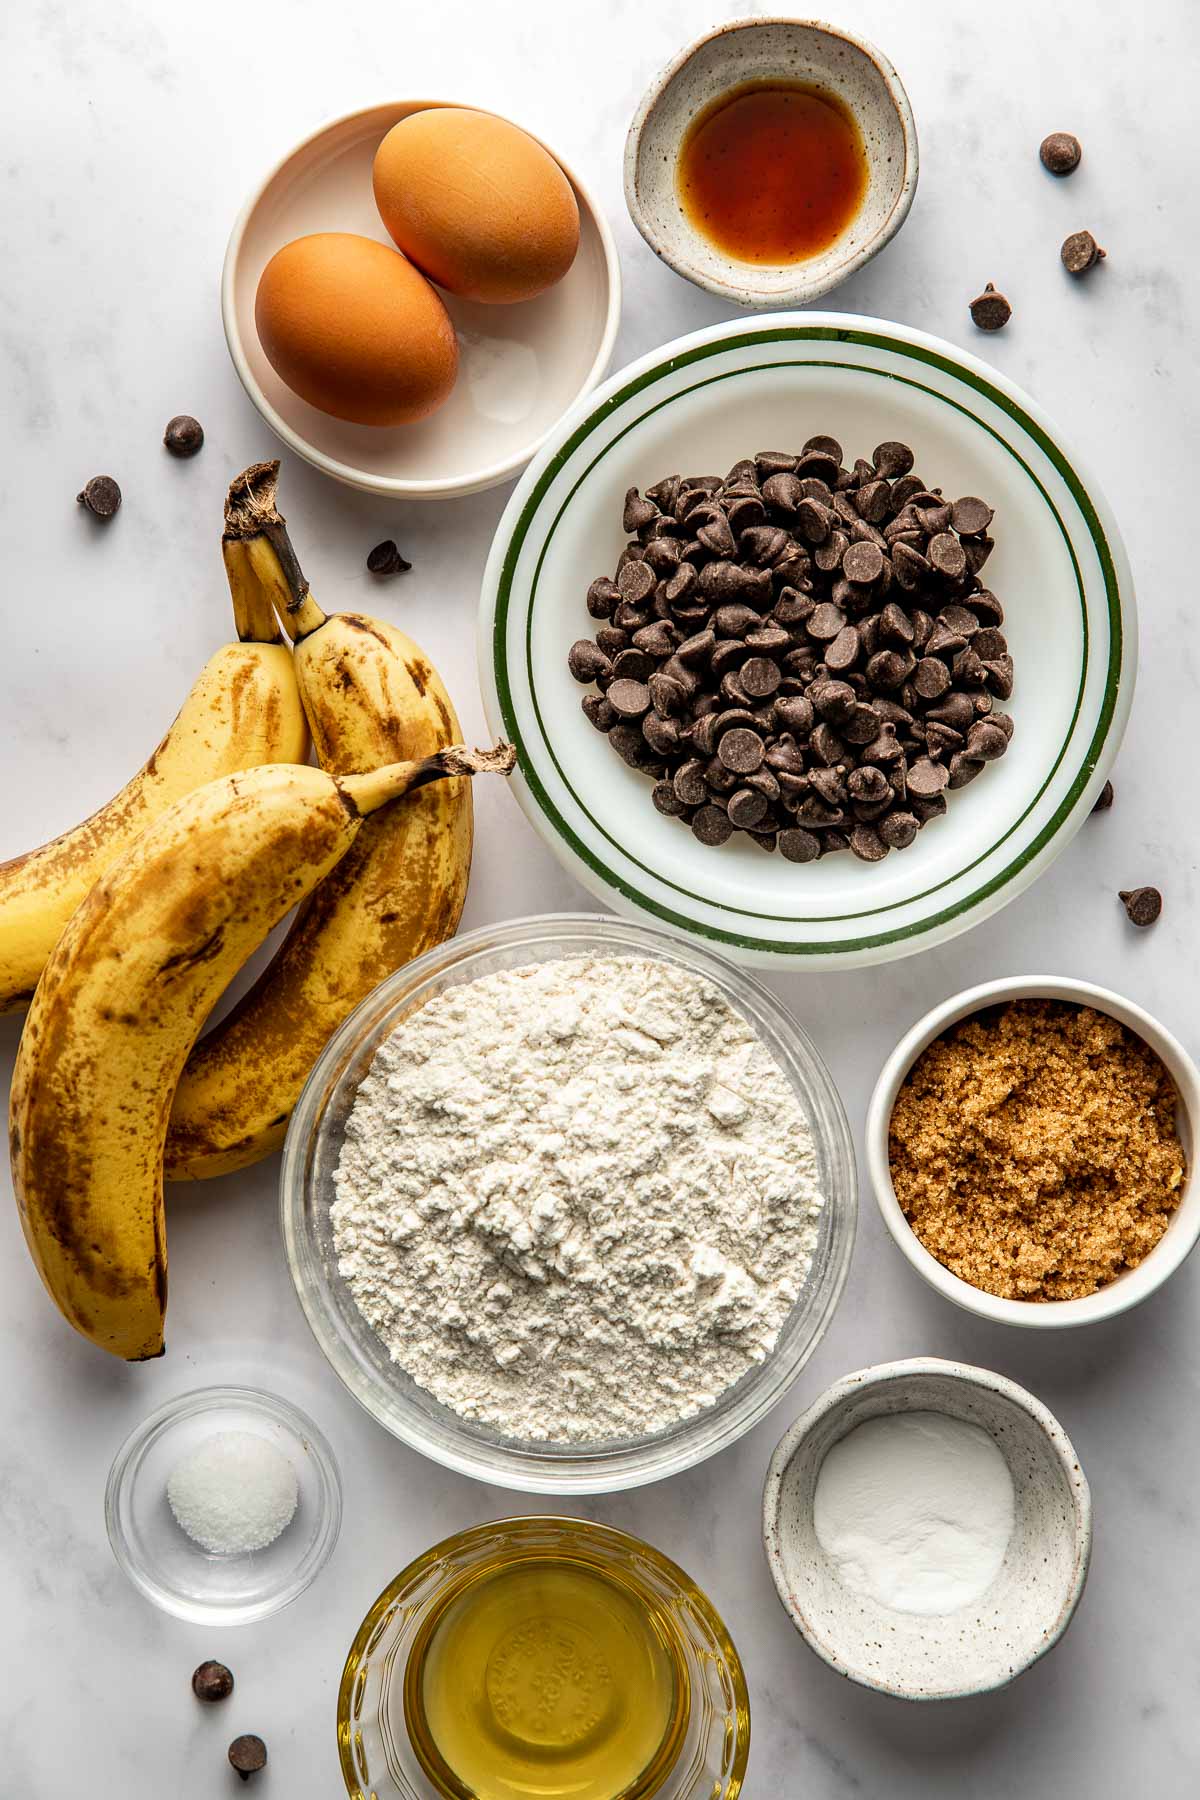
[167,1429,299,1555]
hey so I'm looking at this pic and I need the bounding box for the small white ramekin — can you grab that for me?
[866,976,1200,1328]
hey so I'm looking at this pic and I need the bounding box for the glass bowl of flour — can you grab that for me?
[281,913,856,1493]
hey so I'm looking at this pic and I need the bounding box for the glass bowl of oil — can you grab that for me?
[282,913,857,1495]
[338,1516,749,1800]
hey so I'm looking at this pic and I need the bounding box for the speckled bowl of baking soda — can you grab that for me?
[763,1358,1092,1700]
[866,976,1200,1328]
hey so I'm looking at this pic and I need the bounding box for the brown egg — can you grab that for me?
[254,233,458,426]
[373,109,580,305]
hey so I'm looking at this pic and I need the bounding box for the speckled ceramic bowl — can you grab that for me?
[763,1359,1092,1700]
[624,18,917,306]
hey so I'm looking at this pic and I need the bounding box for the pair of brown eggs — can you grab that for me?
[255,108,580,427]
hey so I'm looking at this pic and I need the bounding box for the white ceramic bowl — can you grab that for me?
[479,313,1135,968]
[625,18,917,307]
[763,1358,1092,1700]
[866,976,1200,1326]
[281,913,856,1495]
[222,101,621,499]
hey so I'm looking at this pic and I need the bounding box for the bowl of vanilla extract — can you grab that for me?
[337,1516,749,1800]
[624,17,919,307]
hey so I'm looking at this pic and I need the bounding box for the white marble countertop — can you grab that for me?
[1,0,1194,1793]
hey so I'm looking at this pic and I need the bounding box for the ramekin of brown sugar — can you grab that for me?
[866,977,1200,1328]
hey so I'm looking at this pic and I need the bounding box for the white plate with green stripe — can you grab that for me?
[479,313,1134,968]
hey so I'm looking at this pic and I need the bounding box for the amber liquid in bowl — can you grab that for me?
[678,80,868,265]
[403,1545,689,1800]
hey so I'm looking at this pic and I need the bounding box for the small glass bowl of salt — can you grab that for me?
[106,1386,342,1625]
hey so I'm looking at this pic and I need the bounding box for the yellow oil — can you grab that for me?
[403,1550,688,1800]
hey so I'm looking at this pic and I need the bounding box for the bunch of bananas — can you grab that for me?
[4,462,514,1361]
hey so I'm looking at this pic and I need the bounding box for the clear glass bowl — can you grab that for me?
[105,1385,343,1625]
[281,913,856,1494]
[337,1516,750,1799]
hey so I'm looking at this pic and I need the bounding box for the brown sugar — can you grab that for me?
[888,1001,1186,1301]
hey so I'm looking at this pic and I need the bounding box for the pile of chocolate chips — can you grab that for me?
[567,439,1014,863]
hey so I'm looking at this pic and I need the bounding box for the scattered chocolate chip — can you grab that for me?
[969,282,1012,331]
[76,474,121,518]
[1092,779,1114,813]
[622,486,659,533]
[1061,230,1106,275]
[366,538,411,576]
[1119,886,1161,928]
[229,1736,268,1781]
[192,1661,234,1703]
[163,414,204,457]
[1040,131,1082,176]
[950,496,994,537]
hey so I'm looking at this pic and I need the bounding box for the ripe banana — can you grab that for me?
[165,461,475,1180]
[10,746,511,1361]
[0,525,308,1014]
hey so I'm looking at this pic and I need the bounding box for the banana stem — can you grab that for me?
[340,743,517,816]
[223,540,283,643]
[224,461,328,641]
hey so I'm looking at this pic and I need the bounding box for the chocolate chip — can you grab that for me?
[843,540,884,585]
[778,827,820,863]
[950,496,994,537]
[1040,131,1082,175]
[673,759,709,806]
[797,497,834,545]
[692,804,733,846]
[740,657,782,698]
[698,510,736,557]
[164,414,204,457]
[808,602,847,641]
[718,728,765,774]
[652,780,687,816]
[727,787,769,829]
[77,474,121,518]
[907,756,950,798]
[1119,886,1161,927]
[1092,779,1114,813]
[568,640,612,684]
[1061,230,1105,275]
[847,765,891,804]
[623,487,659,533]
[913,656,951,700]
[965,719,1010,762]
[825,625,861,672]
[762,472,803,513]
[587,577,620,619]
[773,695,814,736]
[856,479,892,524]
[879,811,919,849]
[192,1661,234,1702]
[582,694,616,731]
[947,752,985,789]
[969,282,1012,330]
[617,560,655,605]
[229,1736,268,1781]
[849,824,889,862]
[643,713,681,756]
[927,533,967,579]
[609,649,651,684]
[607,679,651,719]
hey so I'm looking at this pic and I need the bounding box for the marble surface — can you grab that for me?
[0,1,1193,1793]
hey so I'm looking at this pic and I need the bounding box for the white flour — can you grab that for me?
[331,956,825,1442]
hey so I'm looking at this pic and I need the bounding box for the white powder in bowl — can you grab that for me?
[330,955,826,1443]
[813,1411,1015,1615]
[167,1429,299,1555]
